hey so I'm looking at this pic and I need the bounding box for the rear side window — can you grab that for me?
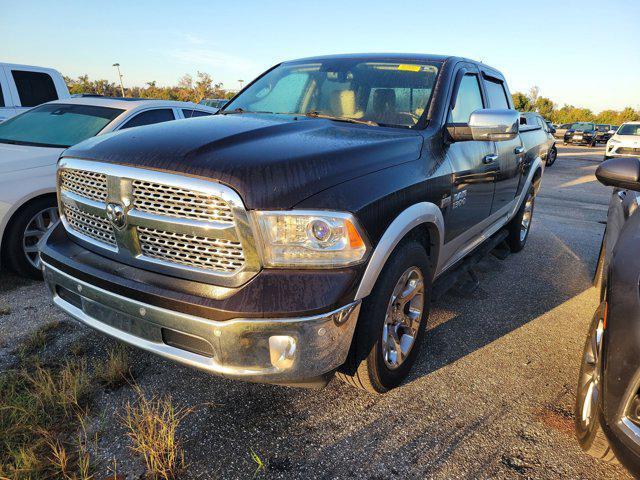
[483,77,510,109]
[120,109,175,129]
[11,70,58,107]
[449,74,483,124]
[0,82,4,107]
[181,109,212,118]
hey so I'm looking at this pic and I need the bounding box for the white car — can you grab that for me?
[0,62,70,122]
[605,121,640,161]
[0,96,216,278]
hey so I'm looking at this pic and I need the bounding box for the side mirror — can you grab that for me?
[447,109,519,142]
[549,126,556,134]
[596,157,640,191]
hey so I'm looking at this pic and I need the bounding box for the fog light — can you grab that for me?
[269,335,296,370]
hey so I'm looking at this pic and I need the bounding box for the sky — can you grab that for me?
[2,0,639,113]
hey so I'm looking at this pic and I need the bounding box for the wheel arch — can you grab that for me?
[354,202,444,300]
[0,191,57,261]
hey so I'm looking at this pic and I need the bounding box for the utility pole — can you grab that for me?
[113,63,125,97]
[238,79,244,91]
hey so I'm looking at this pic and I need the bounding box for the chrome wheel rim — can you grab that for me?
[22,207,59,269]
[382,267,425,369]
[520,192,534,242]
[548,148,556,163]
[578,318,604,430]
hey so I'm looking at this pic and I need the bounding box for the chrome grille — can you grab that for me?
[59,169,108,202]
[132,180,234,224]
[57,159,260,287]
[138,227,244,272]
[63,202,116,247]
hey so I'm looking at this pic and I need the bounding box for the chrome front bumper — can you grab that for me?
[43,261,360,386]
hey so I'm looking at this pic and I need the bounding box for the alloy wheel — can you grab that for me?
[578,318,604,431]
[22,207,59,269]
[520,192,535,242]
[382,266,425,369]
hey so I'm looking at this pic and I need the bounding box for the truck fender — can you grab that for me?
[354,202,444,300]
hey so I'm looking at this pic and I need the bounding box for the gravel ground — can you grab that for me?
[0,144,632,479]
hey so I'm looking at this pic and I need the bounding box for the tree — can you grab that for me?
[512,92,532,112]
[534,97,554,120]
[528,86,539,106]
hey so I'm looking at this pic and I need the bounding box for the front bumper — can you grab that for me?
[43,260,360,387]
[605,143,640,158]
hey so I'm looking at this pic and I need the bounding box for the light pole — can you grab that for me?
[238,79,244,91]
[112,63,125,97]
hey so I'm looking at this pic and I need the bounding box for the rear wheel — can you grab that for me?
[506,185,535,253]
[546,146,557,166]
[337,242,431,393]
[574,309,618,463]
[3,197,58,279]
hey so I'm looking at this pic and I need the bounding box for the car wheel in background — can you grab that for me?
[337,241,431,393]
[4,196,59,279]
[506,185,535,253]
[574,307,618,463]
[546,146,557,166]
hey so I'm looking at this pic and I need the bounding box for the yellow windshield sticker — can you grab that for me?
[398,64,422,72]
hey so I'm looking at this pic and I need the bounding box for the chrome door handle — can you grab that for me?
[483,154,498,164]
[514,146,525,154]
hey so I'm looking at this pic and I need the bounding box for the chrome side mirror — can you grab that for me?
[468,109,519,141]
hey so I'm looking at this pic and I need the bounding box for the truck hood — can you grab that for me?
[64,114,423,209]
[0,142,64,174]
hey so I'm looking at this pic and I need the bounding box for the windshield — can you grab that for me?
[570,122,594,131]
[223,59,441,128]
[617,124,640,136]
[596,124,610,131]
[0,104,124,148]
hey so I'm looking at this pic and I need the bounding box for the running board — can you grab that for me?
[432,228,509,301]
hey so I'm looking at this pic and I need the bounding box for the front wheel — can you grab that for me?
[3,197,59,279]
[574,308,618,463]
[506,185,535,253]
[337,241,431,393]
[546,146,557,166]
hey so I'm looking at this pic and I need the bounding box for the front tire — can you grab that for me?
[337,241,431,393]
[506,185,535,253]
[574,309,618,463]
[3,196,59,279]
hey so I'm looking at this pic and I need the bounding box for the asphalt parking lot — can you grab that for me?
[0,144,633,479]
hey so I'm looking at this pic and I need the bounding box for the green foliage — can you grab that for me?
[511,86,640,124]
[65,71,229,103]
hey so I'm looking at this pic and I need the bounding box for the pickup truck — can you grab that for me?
[40,54,546,393]
[0,62,70,122]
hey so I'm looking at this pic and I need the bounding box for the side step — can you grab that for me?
[432,228,509,301]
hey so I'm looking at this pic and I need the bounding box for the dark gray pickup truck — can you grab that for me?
[41,54,549,392]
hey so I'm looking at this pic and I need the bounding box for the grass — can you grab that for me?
[122,388,191,480]
[94,345,131,389]
[14,321,62,358]
[0,359,94,479]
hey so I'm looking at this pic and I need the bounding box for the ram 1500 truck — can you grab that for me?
[40,54,546,393]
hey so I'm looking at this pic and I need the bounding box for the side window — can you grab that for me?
[120,109,175,129]
[483,77,510,109]
[11,70,58,107]
[181,109,212,118]
[449,74,483,124]
[0,81,4,107]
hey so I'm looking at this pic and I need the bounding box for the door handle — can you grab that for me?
[483,154,498,164]
[514,146,525,155]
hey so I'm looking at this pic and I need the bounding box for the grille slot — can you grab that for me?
[63,202,116,247]
[60,169,108,202]
[617,147,640,155]
[132,180,234,224]
[137,226,244,273]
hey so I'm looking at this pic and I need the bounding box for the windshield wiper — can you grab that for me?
[303,111,379,127]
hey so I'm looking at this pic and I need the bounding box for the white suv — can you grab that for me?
[0,96,216,278]
[605,121,640,160]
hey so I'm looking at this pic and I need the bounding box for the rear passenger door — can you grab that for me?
[118,108,176,130]
[444,68,497,241]
[482,73,523,214]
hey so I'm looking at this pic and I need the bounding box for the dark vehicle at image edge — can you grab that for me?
[39,54,549,393]
[575,155,640,475]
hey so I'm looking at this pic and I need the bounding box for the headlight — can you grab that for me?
[253,210,368,268]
